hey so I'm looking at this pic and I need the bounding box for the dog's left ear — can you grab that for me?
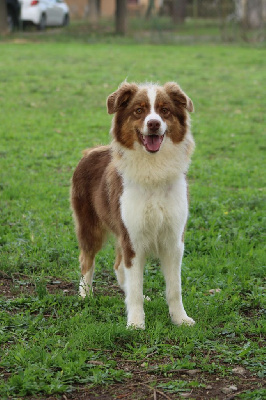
[164,82,194,112]
[107,82,138,114]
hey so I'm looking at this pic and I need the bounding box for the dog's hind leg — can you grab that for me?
[78,226,106,297]
[72,192,106,297]
[114,245,125,292]
[73,208,105,298]
[79,250,96,298]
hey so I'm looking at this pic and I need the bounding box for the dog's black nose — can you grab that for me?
[147,119,161,132]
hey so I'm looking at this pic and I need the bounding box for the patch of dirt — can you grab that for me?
[0,271,123,300]
[0,273,77,299]
[25,369,265,400]
[20,357,265,399]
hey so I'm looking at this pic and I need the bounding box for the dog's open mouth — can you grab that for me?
[140,134,164,153]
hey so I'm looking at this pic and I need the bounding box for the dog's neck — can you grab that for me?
[111,132,195,187]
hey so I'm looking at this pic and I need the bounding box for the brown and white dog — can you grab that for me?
[71,81,195,329]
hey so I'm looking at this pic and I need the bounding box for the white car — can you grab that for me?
[20,0,69,30]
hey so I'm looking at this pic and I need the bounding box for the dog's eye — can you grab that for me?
[135,108,143,115]
[161,108,170,115]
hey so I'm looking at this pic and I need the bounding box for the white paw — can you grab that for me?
[79,279,93,298]
[171,314,195,326]
[79,286,87,298]
[127,321,145,330]
[127,312,145,330]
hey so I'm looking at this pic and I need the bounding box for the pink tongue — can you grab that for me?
[143,135,162,152]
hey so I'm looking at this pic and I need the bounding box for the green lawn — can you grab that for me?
[0,39,265,399]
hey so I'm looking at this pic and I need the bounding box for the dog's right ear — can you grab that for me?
[107,82,138,114]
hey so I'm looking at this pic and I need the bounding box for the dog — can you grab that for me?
[71,81,195,329]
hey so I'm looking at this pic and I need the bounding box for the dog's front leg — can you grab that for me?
[124,255,145,329]
[160,244,195,326]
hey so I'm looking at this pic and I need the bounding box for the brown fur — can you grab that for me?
[71,146,135,274]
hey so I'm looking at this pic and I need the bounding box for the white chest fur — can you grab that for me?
[120,175,188,255]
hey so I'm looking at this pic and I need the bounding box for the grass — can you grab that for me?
[0,31,265,399]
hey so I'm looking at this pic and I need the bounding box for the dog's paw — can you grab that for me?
[127,321,145,330]
[79,286,87,298]
[79,281,93,298]
[180,316,195,326]
[127,312,145,330]
[171,314,195,326]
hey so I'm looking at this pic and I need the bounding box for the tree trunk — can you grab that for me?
[116,0,127,35]
[172,0,187,24]
[0,0,8,34]
[89,0,99,23]
[236,0,263,29]
[145,0,154,20]
[97,0,101,16]
[246,0,262,29]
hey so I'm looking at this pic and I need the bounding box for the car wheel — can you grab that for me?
[62,14,69,27]
[37,14,46,30]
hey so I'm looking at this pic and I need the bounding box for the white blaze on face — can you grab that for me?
[142,86,167,137]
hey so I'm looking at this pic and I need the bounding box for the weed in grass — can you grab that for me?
[238,389,266,400]
[157,379,204,393]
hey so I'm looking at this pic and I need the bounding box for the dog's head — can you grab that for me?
[107,81,193,153]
